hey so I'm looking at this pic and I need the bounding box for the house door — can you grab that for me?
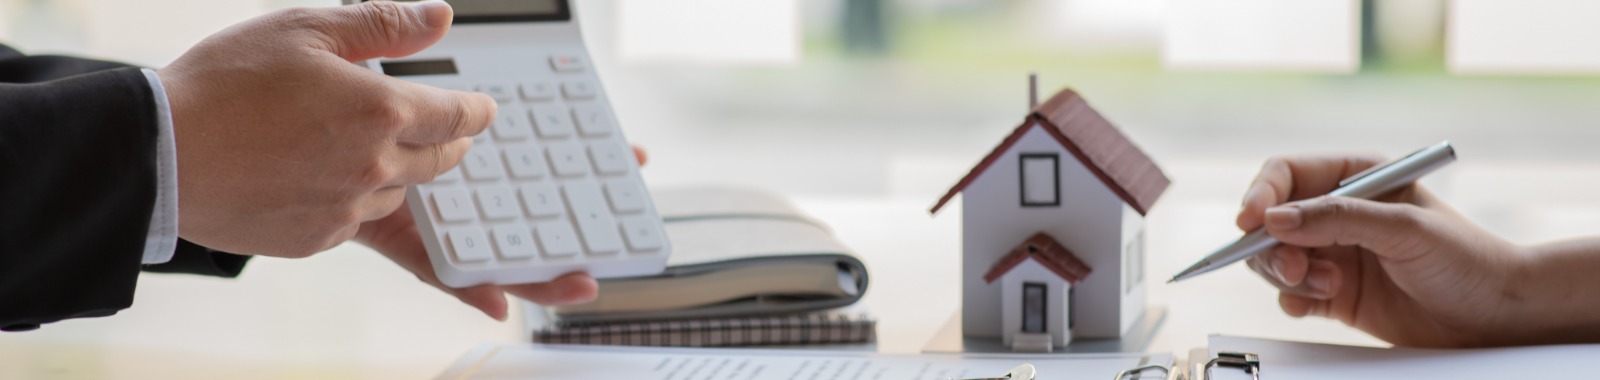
[1022,282,1046,333]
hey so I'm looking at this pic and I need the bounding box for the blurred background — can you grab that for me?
[4,0,1599,235]
[8,0,1594,233]
[4,0,1600,377]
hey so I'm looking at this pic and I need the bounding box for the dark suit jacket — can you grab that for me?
[0,44,250,332]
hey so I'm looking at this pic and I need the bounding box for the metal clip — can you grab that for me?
[1112,364,1171,380]
[1202,351,1260,380]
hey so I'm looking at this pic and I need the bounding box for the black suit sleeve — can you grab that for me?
[0,46,249,331]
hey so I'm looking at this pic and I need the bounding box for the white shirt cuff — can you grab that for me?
[140,68,179,265]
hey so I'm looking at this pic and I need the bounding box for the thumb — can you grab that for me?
[310,0,454,61]
[1263,196,1428,258]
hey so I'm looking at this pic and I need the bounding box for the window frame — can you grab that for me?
[1021,282,1048,333]
[1018,153,1062,207]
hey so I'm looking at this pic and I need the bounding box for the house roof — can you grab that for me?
[983,232,1092,284]
[928,88,1170,215]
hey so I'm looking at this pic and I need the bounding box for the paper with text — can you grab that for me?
[437,344,1172,380]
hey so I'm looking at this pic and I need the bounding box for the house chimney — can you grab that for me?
[1028,72,1038,110]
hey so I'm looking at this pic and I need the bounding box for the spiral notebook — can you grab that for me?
[530,306,876,347]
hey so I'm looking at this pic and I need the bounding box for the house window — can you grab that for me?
[1124,239,1134,293]
[1019,154,1060,207]
[1135,229,1146,283]
[1068,286,1076,329]
[1022,282,1047,333]
[1124,228,1146,294]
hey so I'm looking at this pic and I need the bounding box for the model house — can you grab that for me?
[930,87,1169,351]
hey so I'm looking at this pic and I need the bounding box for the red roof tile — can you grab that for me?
[929,88,1170,215]
[983,232,1092,284]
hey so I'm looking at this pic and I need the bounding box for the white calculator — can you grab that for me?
[348,0,669,288]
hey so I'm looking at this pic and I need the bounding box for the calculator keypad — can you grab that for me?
[405,53,668,287]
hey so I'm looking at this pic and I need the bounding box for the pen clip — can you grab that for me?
[1337,144,1433,187]
[1337,164,1383,188]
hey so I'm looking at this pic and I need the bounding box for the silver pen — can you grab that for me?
[1168,141,1457,283]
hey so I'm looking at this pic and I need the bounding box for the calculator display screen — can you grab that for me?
[381,59,459,76]
[368,0,570,23]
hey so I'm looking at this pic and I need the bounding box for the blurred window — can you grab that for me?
[617,0,800,65]
[1163,0,1360,72]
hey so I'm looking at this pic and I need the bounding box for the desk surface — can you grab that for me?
[8,160,1598,379]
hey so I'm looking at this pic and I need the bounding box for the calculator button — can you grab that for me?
[447,227,493,262]
[550,55,587,72]
[546,142,591,177]
[530,105,574,138]
[432,167,462,183]
[518,184,565,218]
[431,188,477,223]
[492,225,537,259]
[561,81,597,99]
[562,182,624,254]
[603,178,647,214]
[519,81,557,101]
[490,109,533,141]
[588,142,630,175]
[571,104,613,136]
[474,186,521,220]
[619,217,664,251]
[534,222,582,257]
[461,146,505,181]
[477,84,516,103]
[501,145,549,179]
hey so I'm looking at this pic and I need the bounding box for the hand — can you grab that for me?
[161,1,495,257]
[1235,153,1529,347]
[355,147,651,321]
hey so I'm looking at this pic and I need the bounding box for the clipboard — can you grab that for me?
[1189,334,1600,379]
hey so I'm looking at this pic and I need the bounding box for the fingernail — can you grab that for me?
[411,0,451,28]
[1270,255,1290,284]
[1241,185,1262,207]
[1266,206,1302,230]
[1307,272,1333,294]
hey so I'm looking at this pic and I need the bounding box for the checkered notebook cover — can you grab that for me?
[532,308,875,347]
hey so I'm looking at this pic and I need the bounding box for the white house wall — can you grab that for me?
[1119,203,1148,335]
[961,124,1127,339]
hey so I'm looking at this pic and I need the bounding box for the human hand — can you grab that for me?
[354,147,650,320]
[161,1,495,257]
[1235,153,1530,347]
